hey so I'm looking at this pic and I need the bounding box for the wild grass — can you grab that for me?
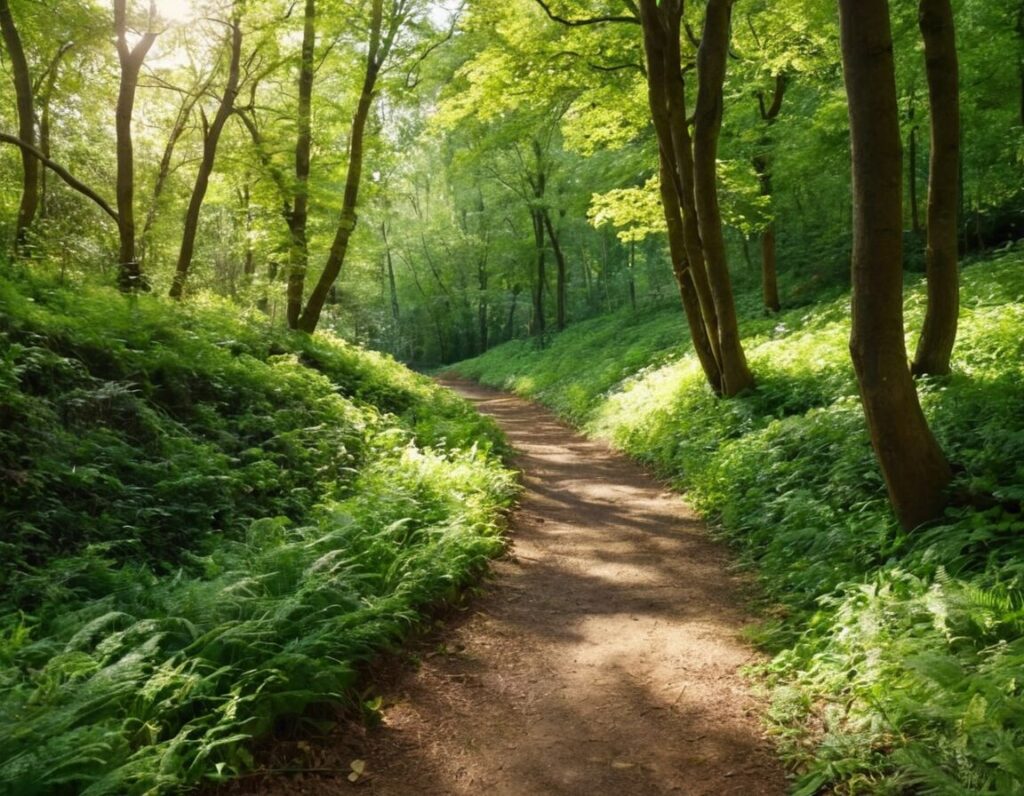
[0,271,517,794]
[454,243,1024,794]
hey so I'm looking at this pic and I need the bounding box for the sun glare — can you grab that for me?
[154,0,194,23]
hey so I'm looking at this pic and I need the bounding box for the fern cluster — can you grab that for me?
[0,271,517,793]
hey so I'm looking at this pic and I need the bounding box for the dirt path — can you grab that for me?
[230,379,786,795]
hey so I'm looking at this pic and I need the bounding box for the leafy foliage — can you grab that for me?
[454,245,1024,793]
[0,269,517,794]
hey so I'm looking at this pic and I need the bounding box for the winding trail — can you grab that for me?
[230,379,786,795]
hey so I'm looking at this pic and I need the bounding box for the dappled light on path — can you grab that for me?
[228,379,785,795]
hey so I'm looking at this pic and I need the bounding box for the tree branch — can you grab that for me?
[0,132,118,221]
[531,0,639,27]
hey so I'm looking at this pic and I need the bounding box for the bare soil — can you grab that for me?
[223,378,787,795]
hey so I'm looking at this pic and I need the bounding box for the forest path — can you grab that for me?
[230,379,786,795]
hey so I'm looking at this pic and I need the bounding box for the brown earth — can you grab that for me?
[222,378,787,796]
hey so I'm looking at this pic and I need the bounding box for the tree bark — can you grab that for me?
[114,0,158,291]
[911,0,960,376]
[638,0,723,393]
[753,73,785,313]
[287,0,316,328]
[838,0,952,531]
[297,0,395,333]
[0,0,39,252]
[542,209,567,331]
[169,10,243,299]
[531,209,547,335]
[692,0,754,395]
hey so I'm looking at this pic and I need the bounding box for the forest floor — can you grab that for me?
[226,378,786,795]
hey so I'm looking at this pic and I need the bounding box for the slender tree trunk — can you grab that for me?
[287,0,316,328]
[140,73,211,263]
[170,11,243,299]
[542,209,567,331]
[627,237,637,311]
[531,209,547,335]
[0,0,38,252]
[477,242,489,353]
[114,0,157,291]
[241,185,255,282]
[692,0,754,395]
[505,284,521,341]
[912,0,960,376]
[297,0,392,333]
[754,74,785,313]
[908,121,921,235]
[36,42,73,221]
[838,0,952,531]
[381,221,400,326]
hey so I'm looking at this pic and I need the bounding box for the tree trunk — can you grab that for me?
[908,123,921,235]
[692,0,754,395]
[838,0,952,531]
[754,74,785,313]
[140,73,211,264]
[114,0,157,291]
[170,11,243,299]
[505,284,521,341]
[0,0,38,252]
[297,0,391,333]
[241,185,256,282]
[912,0,960,376]
[36,43,72,221]
[627,237,637,311]
[531,209,547,335]
[542,209,567,331]
[638,0,723,393]
[287,0,316,328]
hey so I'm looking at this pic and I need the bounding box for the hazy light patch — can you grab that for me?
[154,0,195,22]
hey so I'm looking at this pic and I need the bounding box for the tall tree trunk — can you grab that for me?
[298,0,393,333]
[908,119,921,235]
[0,0,38,252]
[114,0,157,291]
[692,0,754,396]
[241,184,255,282]
[838,0,952,531]
[627,237,637,311]
[753,73,785,313]
[170,11,243,299]
[638,0,723,393]
[542,209,567,331]
[477,235,489,353]
[287,0,316,328]
[912,0,960,376]
[381,221,400,326]
[531,209,547,335]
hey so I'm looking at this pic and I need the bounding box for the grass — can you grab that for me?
[453,242,1024,794]
[0,269,518,794]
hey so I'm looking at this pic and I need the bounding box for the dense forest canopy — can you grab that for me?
[1,0,1019,355]
[2,0,1024,793]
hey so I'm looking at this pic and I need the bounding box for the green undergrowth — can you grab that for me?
[453,244,1024,795]
[0,271,517,794]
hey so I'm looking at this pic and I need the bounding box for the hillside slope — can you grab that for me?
[0,274,517,794]
[453,246,1024,793]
